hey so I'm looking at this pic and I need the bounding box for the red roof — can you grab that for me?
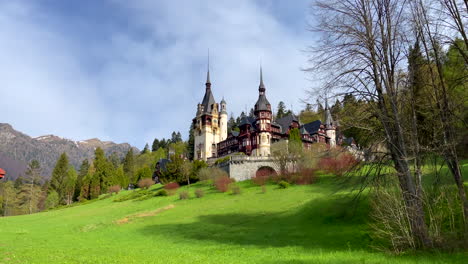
[0,168,5,175]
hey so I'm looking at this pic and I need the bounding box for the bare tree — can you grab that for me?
[410,0,468,229]
[308,0,432,248]
[180,161,193,187]
[435,0,468,64]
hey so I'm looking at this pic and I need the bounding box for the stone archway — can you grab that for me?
[256,166,277,178]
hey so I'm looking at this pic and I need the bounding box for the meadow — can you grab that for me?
[0,169,467,264]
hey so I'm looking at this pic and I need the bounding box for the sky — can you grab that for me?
[0,0,319,149]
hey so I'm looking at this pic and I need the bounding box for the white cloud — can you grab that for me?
[0,0,314,148]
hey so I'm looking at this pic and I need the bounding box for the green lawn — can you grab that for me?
[0,175,467,263]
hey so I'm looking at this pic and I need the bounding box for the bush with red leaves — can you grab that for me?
[294,168,318,185]
[164,182,180,192]
[318,153,357,176]
[138,178,155,189]
[270,168,319,185]
[214,176,234,192]
[108,185,121,194]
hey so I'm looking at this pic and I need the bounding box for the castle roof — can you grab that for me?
[254,67,271,112]
[324,100,334,126]
[276,114,300,134]
[200,69,216,113]
[201,89,216,113]
[239,116,256,127]
[301,120,322,135]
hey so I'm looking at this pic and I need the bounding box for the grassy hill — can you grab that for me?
[0,176,467,264]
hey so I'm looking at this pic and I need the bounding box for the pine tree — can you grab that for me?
[288,128,302,156]
[227,115,236,133]
[108,152,120,169]
[123,149,135,185]
[14,176,24,189]
[152,138,160,152]
[176,132,182,142]
[171,131,178,143]
[93,147,112,194]
[115,165,128,189]
[187,124,195,160]
[141,143,150,154]
[159,138,168,149]
[74,159,89,201]
[276,101,287,119]
[50,153,69,203]
[64,166,77,205]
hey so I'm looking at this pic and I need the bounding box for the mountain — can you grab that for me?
[0,123,139,180]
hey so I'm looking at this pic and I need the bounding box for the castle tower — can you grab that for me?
[254,67,272,156]
[219,97,228,141]
[193,68,221,160]
[324,100,336,147]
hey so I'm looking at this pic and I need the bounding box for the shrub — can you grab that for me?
[293,168,318,185]
[113,189,150,202]
[99,193,112,200]
[318,152,357,176]
[278,181,290,189]
[138,178,155,189]
[214,175,234,192]
[194,188,204,198]
[231,185,241,195]
[155,189,168,196]
[164,182,180,191]
[108,185,121,195]
[198,167,228,182]
[45,191,59,209]
[164,182,180,195]
[179,191,189,200]
[214,156,230,165]
[252,174,270,186]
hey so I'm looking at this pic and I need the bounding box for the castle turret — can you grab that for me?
[219,97,228,141]
[254,67,272,156]
[324,100,336,147]
[193,67,221,160]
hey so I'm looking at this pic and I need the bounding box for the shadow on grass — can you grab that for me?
[139,194,372,252]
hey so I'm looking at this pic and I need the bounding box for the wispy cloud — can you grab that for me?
[0,0,313,148]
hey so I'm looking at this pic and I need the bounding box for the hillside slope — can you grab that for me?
[0,123,138,180]
[0,178,465,264]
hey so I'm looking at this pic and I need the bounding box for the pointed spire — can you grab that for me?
[206,49,211,85]
[324,98,334,126]
[259,66,265,93]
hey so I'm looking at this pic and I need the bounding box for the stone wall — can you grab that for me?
[216,156,279,182]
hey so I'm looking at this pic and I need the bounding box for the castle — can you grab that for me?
[193,68,339,161]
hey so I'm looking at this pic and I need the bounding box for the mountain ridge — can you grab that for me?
[0,123,139,180]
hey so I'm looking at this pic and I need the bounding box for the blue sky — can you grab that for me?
[0,0,318,149]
